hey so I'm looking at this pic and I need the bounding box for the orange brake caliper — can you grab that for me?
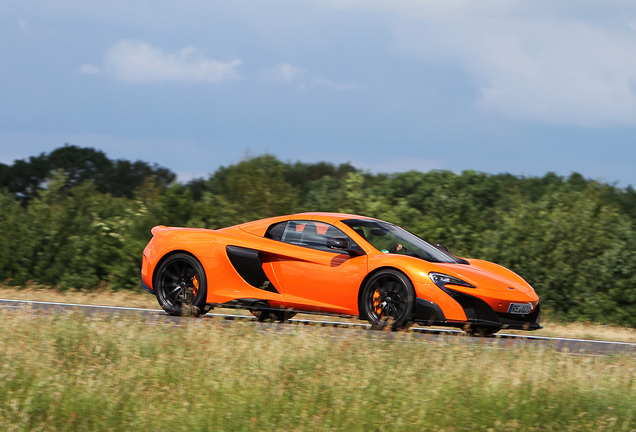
[373,289,382,315]
[192,275,199,297]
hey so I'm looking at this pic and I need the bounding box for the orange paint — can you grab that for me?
[142,212,541,333]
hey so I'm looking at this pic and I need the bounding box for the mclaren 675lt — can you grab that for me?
[141,212,541,335]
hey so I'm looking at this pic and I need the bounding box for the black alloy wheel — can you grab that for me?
[361,270,415,330]
[154,253,208,316]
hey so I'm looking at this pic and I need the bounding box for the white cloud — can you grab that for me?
[91,39,242,83]
[456,15,636,127]
[78,64,101,74]
[311,77,359,91]
[321,0,636,126]
[263,62,359,92]
[265,63,306,83]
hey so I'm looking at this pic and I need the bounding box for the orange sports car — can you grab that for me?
[141,212,540,335]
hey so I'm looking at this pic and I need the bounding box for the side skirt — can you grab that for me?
[207,300,357,320]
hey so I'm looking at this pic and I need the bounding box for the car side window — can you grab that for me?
[278,220,362,254]
[265,221,287,241]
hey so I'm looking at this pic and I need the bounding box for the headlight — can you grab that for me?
[429,272,476,289]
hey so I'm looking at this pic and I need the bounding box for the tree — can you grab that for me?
[478,183,636,325]
[0,144,176,200]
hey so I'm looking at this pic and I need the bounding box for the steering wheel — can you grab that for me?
[389,244,406,254]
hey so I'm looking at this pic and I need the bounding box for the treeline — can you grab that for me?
[1,146,635,325]
[0,145,175,200]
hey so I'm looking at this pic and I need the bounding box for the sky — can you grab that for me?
[2,0,636,186]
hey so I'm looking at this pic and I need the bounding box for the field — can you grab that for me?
[1,309,635,431]
[1,287,636,431]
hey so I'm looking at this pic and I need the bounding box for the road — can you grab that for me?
[2,298,635,356]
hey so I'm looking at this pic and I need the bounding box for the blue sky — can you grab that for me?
[2,0,636,186]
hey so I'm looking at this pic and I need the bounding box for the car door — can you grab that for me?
[260,220,367,315]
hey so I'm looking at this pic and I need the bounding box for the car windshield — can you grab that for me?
[342,219,463,264]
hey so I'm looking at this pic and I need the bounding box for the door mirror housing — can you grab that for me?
[435,243,449,252]
[327,237,364,256]
[327,237,349,249]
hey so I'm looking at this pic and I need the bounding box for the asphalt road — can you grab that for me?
[2,298,635,356]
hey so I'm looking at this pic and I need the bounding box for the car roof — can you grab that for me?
[292,212,378,223]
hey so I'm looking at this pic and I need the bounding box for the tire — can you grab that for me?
[360,269,415,330]
[154,253,208,316]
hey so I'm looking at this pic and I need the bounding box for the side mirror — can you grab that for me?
[327,237,349,249]
[435,243,449,252]
[327,237,364,257]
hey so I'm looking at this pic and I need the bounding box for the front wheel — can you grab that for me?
[360,270,415,330]
[154,253,208,316]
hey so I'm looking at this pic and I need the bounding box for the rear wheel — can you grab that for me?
[360,270,415,330]
[154,253,207,316]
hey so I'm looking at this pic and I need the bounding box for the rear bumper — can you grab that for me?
[141,274,154,294]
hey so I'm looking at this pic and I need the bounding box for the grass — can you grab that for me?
[2,284,636,343]
[0,284,159,310]
[0,309,635,431]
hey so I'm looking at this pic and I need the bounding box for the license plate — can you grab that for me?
[508,303,532,314]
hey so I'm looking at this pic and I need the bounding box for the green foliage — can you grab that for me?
[477,183,636,325]
[0,144,175,200]
[1,147,636,325]
[0,171,149,289]
[201,154,299,222]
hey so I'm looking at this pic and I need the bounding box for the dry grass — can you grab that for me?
[506,321,636,344]
[0,310,635,431]
[0,284,159,310]
[2,284,636,343]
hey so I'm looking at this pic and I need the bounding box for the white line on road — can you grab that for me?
[1,298,634,348]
